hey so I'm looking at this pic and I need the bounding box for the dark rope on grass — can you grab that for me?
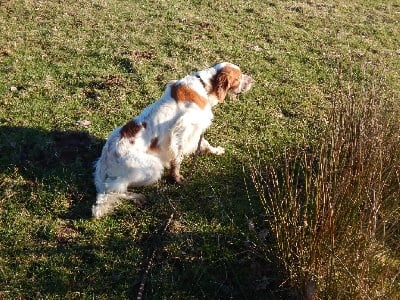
[136,213,174,300]
[136,134,202,299]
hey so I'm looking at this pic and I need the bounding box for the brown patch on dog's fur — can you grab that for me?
[213,66,242,102]
[120,120,142,139]
[149,137,160,152]
[201,146,212,154]
[171,83,208,109]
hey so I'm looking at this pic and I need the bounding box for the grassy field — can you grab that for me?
[1,0,399,298]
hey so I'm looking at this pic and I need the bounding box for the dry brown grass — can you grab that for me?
[250,67,400,298]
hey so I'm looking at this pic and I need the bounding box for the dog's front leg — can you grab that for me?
[200,138,225,155]
[169,154,185,184]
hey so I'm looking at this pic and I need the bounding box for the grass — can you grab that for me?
[0,0,399,298]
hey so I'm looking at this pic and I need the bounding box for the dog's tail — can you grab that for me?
[92,192,146,219]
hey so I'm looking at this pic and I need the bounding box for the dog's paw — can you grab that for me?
[166,174,186,185]
[126,193,147,207]
[213,146,225,155]
[174,174,186,185]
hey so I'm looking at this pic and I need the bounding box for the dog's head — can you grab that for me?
[213,62,254,103]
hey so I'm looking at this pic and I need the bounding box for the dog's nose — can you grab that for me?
[241,74,254,93]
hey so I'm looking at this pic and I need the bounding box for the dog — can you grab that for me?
[92,62,254,218]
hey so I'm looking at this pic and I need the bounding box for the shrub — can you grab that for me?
[250,72,400,299]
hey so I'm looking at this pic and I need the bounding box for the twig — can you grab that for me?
[328,247,372,300]
[136,213,174,300]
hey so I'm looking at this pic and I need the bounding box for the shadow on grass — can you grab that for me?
[0,125,290,298]
[0,125,103,219]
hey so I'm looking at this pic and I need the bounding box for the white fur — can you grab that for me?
[92,62,253,218]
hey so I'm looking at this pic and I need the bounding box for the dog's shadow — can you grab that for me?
[0,125,103,219]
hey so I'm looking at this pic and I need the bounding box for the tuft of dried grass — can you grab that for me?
[250,71,400,299]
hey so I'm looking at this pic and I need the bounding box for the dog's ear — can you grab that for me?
[214,71,230,102]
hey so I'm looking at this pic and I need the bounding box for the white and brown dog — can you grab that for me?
[93,62,253,218]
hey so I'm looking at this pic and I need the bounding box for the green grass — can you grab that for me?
[1,0,399,298]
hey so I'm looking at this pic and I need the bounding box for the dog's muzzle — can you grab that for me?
[235,74,254,94]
